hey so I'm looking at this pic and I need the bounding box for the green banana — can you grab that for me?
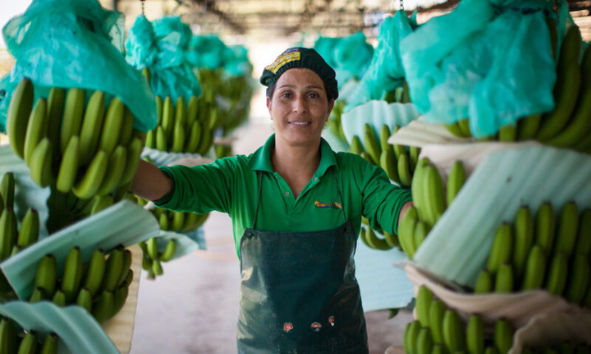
[96,146,127,195]
[29,286,46,303]
[565,253,590,304]
[78,90,106,166]
[513,206,534,280]
[536,26,582,141]
[76,287,93,313]
[51,290,66,307]
[432,344,445,354]
[428,298,446,345]
[484,346,498,354]
[416,285,434,327]
[406,320,421,354]
[92,290,115,324]
[361,152,376,165]
[145,129,155,149]
[521,245,546,291]
[28,138,54,188]
[156,125,168,151]
[6,77,35,159]
[546,43,591,147]
[383,230,400,249]
[162,96,175,140]
[379,125,392,153]
[17,330,38,354]
[158,213,169,231]
[0,317,18,354]
[0,173,14,211]
[116,249,132,287]
[443,309,466,353]
[574,209,591,257]
[142,67,151,84]
[118,106,135,147]
[417,327,434,354]
[495,263,514,293]
[493,319,513,354]
[17,208,39,248]
[498,124,516,142]
[171,119,186,153]
[112,281,130,316]
[487,223,513,274]
[554,201,579,258]
[39,333,59,354]
[171,211,185,232]
[397,152,412,187]
[422,165,446,228]
[61,89,87,154]
[446,161,465,205]
[56,136,80,193]
[445,121,469,138]
[363,124,381,165]
[152,258,164,276]
[197,128,214,156]
[458,119,472,137]
[545,252,569,296]
[187,95,199,129]
[349,135,364,155]
[365,227,393,250]
[175,96,186,128]
[412,158,431,222]
[34,254,57,298]
[409,146,420,172]
[185,120,202,153]
[23,98,48,165]
[182,212,200,232]
[156,96,163,125]
[101,246,124,292]
[466,314,485,354]
[99,97,125,154]
[119,137,143,185]
[403,322,414,354]
[535,202,555,256]
[380,148,400,184]
[82,248,106,296]
[474,268,493,294]
[147,237,160,260]
[0,208,18,261]
[398,206,418,258]
[517,113,542,141]
[72,150,108,199]
[60,246,83,303]
[46,87,66,149]
[414,220,430,252]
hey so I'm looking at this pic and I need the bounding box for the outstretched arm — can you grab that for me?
[132,159,173,201]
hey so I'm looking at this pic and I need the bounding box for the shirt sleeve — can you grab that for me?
[355,156,413,235]
[153,157,240,214]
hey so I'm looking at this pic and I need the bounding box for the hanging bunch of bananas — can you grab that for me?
[197,68,254,135]
[472,202,591,309]
[0,173,41,261]
[138,237,180,280]
[0,317,60,354]
[359,217,400,251]
[405,285,515,354]
[325,100,347,142]
[30,245,133,324]
[444,24,591,154]
[522,341,591,354]
[398,158,467,259]
[350,124,421,188]
[144,93,216,156]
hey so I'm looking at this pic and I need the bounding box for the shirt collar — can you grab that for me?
[248,133,338,176]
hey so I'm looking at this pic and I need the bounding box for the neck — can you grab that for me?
[271,137,322,197]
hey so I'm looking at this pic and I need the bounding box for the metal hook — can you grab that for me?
[400,0,404,12]
[140,0,146,15]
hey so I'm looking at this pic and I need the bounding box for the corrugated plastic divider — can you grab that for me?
[388,118,473,147]
[0,145,51,239]
[1,200,159,300]
[341,100,419,147]
[412,146,591,288]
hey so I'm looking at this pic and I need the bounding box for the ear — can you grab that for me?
[326,99,335,121]
[266,96,272,119]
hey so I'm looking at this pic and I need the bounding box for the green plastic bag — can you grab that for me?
[0,0,157,133]
[186,35,227,70]
[126,15,202,102]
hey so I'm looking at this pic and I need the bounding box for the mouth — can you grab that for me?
[289,121,312,126]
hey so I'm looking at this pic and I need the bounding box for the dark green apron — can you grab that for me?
[236,170,368,354]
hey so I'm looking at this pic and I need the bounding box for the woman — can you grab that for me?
[132,47,413,354]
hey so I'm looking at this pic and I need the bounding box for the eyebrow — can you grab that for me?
[278,84,323,90]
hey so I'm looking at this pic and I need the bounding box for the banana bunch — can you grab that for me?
[404,285,514,354]
[325,100,347,142]
[474,202,591,309]
[444,23,591,154]
[5,78,146,199]
[136,197,210,234]
[522,341,591,354]
[138,237,178,280]
[214,143,233,159]
[30,245,133,324]
[359,217,400,251]
[144,94,216,156]
[398,158,467,259]
[0,173,40,262]
[0,317,60,354]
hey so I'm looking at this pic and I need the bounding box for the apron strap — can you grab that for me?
[251,172,264,229]
[330,167,347,224]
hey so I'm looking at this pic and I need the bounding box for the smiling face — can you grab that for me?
[267,68,335,148]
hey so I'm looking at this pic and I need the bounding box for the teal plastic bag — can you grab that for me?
[223,45,254,77]
[0,0,157,133]
[186,35,227,70]
[313,36,342,69]
[126,15,202,102]
[333,32,374,80]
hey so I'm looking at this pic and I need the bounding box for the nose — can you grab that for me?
[292,95,308,113]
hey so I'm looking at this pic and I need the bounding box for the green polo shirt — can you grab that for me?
[156,134,412,258]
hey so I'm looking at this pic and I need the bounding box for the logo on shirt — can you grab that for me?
[314,200,342,210]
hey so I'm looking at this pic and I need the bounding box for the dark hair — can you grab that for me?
[266,79,334,102]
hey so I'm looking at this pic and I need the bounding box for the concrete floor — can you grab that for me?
[128,119,411,354]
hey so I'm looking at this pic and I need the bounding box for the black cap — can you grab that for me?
[260,47,339,99]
